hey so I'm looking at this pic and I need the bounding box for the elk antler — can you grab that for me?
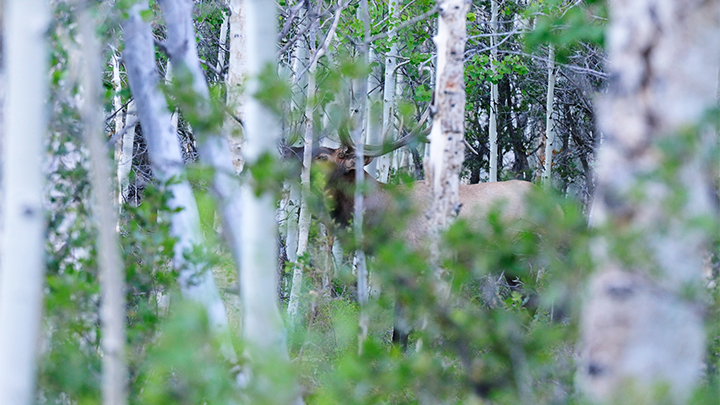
[364,126,430,157]
[364,107,432,157]
[337,117,355,150]
[339,106,431,157]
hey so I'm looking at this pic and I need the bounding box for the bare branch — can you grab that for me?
[365,5,439,44]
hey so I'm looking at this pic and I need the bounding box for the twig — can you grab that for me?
[277,13,315,57]
[293,3,346,84]
[465,28,524,59]
[277,1,308,42]
[365,5,439,44]
[199,57,223,77]
[464,139,479,155]
[498,49,608,79]
[106,116,139,148]
[105,98,134,123]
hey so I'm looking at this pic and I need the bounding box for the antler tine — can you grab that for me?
[363,106,432,157]
[364,125,430,157]
[337,119,355,149]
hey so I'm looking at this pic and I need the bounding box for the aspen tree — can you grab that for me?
[365,48,382,178]
[578,0,720,401]
[288,13,319,322]
[111,50,136,208]
[115,99,137,207]
[79,6,128,404]
[488,0,499,182]
[159,0,246,290]
[284,185,300,263]
[227,0,247,173]
[427,0,469,279]
[377,0,401,182]
[0,0,49,403]
[240,0,291,361]
[122,2,236,363]
[165,61,179,135]
[215,11,229,82]
[356,0,371,349]
[542,45,556,186]
[283,0,310,265]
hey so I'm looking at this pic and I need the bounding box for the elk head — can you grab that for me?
[312,147,374,180]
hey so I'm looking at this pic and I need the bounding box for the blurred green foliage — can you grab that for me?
[35,1,719,404]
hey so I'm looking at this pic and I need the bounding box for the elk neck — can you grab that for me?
[325,168,392,229]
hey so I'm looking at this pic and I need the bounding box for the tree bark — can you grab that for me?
[488,0,499,182]
[111,50,135,208]
[227,0,247,173]
[165,61,180,135]
[283,184,300,263]
[122,2,236,363]
[215,11,229,82]
[578,0,720,402]
[116,99,137,207]
[356,0,371,350]
[365,48,382,178]
[287,17,318,322]
[377,0,401,182]
[427,0,469,280]
[240,0,291,361]
[542,45,556,186]
[0,0,49,403]
[80,7,128,405]
[283,0,310,265]
[159,0,246,300]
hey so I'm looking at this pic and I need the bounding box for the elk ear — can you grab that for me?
[342,156,356,172]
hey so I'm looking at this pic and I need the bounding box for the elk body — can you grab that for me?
[288,139,542,347]
[310,146,538,248]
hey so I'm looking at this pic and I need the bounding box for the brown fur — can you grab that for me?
[310,147,538,248]
[289,145,542,347]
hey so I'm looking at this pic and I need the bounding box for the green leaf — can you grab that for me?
[139,9,154,22]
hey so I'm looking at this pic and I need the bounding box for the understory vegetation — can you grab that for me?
[29,0,720,404]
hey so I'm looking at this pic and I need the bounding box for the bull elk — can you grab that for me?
[286,130,543,345]
[290,133,539,246]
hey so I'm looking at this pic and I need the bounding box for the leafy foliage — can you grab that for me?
[34,0,719,404]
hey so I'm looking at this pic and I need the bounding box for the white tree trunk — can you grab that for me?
[578,0,720,402]
[287,21,318,322]
[111,50,130,207]
[80,8,128,405]
[488,0,498,182]
[166,61,180,135]
[427,0,469,278]
[159,0,246,287]
[228,0,247,106]
[0,0,49,403]
[241,0,290,359]
[227,0,247,173]
[284,184,300,263]
[365,48,382,178]
[377,0,401,182]
[389,71,406,178]
[290,3,309,110]
[215,11,229,81]
[355,0,371,349]
[283,1,309,265]
[542,45,556,185]
[122,2,235,362]
[116,98,137,207]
